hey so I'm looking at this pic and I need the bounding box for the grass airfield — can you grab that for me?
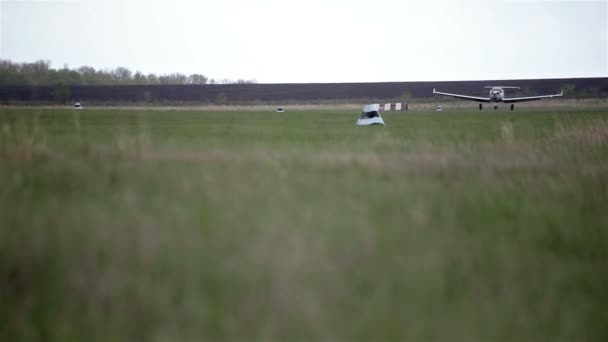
[1,106,607,340]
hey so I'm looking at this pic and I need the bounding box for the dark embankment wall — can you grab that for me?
[0,77,606,104]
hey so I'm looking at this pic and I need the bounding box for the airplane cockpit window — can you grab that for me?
[361,111,380,119]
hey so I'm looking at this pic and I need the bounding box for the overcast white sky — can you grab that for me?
[0,0,606,83]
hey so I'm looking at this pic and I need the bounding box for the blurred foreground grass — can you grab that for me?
[1,108,607,340]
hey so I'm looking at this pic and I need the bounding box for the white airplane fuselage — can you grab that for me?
[489,88,505,102]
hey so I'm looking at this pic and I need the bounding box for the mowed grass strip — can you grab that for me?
[1,108,607,340]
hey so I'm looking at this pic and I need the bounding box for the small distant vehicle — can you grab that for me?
[357,104,385,126]
[73,102,82,109]
[436,105,443,112]
[433,86,563,110]
[276,107,285,113]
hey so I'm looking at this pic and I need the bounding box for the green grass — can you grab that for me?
[1,107,607,341]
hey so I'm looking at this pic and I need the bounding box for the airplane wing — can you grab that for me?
[433,88,491,103]
[503,91,564,103]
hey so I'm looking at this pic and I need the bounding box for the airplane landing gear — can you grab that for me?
[510,104,514,111]
[479,103,483,111]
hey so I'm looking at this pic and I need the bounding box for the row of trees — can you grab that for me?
[0,60,256,86]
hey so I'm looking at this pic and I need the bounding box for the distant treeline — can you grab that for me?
[0,59,255,86]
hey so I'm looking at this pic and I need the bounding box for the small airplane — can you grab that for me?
[433,86,563,110]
